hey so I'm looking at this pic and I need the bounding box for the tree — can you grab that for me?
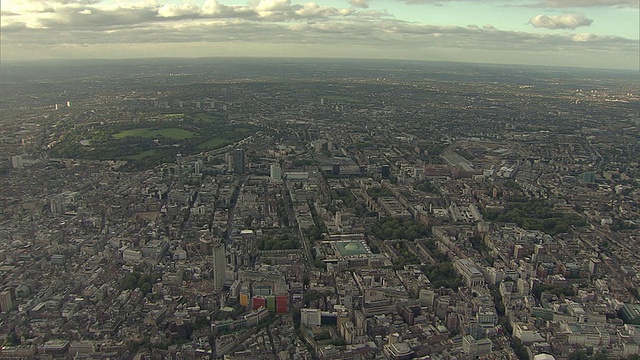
[3,332,20,346]
[370,218,429,241]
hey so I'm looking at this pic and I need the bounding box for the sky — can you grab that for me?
[1,0,638,69]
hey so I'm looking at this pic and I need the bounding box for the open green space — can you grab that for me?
[113,127,195,140]
[485,198,586,235]
[49,111,258,171]
[127,150,157,160]
[192,113,223,123]
[197,138,232,150]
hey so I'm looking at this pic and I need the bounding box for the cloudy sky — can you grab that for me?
[1,0,638,69]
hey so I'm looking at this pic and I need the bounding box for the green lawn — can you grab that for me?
[197,137,231,150]
[113,127,195,140]
[127,150,157,160]
[153,128,195,140]
[193,113,223,123]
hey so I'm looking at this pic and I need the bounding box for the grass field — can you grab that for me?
[113,127,195,140]
[197,138,231,150]
[127,150,157,160]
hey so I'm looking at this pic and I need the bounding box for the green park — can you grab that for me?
[49,112,258,170]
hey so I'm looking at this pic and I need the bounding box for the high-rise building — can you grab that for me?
[212,239,226,291]
[381,165,391,179]
[332,163,341,176]
[230,149,246,174]
[0,290,14,312]
[270,163,282,182]
[11,155,24,169]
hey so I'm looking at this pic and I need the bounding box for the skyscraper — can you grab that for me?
[212,239,226,291]
[0,290,14,313]
[270,163,282,182]
[230,149,246,174]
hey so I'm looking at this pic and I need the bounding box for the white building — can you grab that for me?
[270,163,282,182]
[300,308,321,327]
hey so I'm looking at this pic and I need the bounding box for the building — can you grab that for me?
[11,155,25,169]
[381,165,391,179]
[51,254,65,266]
[383,334,414,360]
[142,239,169,263]
[39,340,70,356]
[229,148,246,174]
[270,163,282,182]
[301,308,322,327]
[453,258,485,288]
[462,335,492,357]
[0,290,14,312]
[620,304,640,325]
[252,296,266,310]
[212,239,226,291]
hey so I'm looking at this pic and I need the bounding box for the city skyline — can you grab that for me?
[1,0,638,70]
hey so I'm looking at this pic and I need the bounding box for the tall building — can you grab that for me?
[0,290,14,313]
[11,155,25,169]
[381,165,391,179]
[229,149,246,174]
[270,163,282,182]
[212,239,226,291]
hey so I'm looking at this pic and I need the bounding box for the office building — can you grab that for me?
[212,239,226,291]
[0,290,14,313]
[229,149,246,174]
[270,163,282,182]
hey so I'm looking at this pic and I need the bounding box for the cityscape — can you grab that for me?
[0,58,639,360]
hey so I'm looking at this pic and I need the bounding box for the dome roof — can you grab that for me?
[533,354,555,360]
[344,242,360,251]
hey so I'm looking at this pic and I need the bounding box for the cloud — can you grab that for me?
[571,32,599,41]
[0,0,637,69]
[0,0,361,31]
[349,0,369,8]
[528,14,593,29]
[530,0,638,7]
[391,0,637,7]
[157,3,201,17]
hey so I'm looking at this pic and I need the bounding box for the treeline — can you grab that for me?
[257,235,299,250]
[415,179,440,194]
[370,217,430,241]
[367,187,393,200]
[421,262,463,289]
[122,271,159,295]
[531,283,576,301]
[485,199,586,235]
[390,242,420,270]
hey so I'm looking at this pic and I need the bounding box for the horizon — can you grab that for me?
[1,0,638,71]
[1,55,638,74]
